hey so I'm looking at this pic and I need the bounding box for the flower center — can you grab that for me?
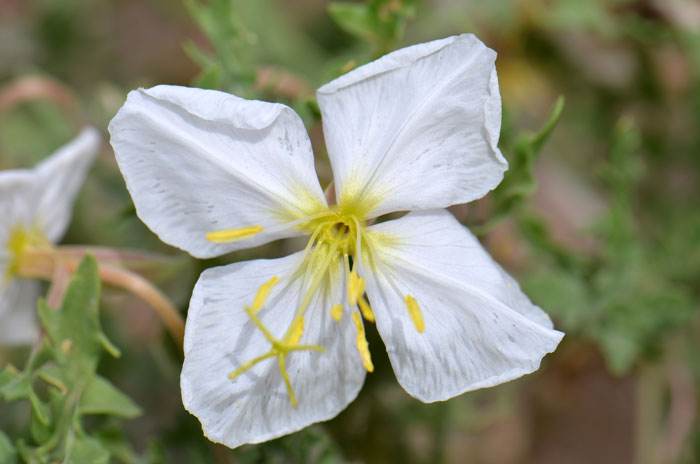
[205,208,376,406]
[4,224,52,282]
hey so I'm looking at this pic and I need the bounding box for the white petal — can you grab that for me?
[181,251,365,448]
[34,127,100,242]
[360,210,563,402]
[109,86,327,259]
[0,170,38,247]
[0,279,40,346]
[318,34,507,218]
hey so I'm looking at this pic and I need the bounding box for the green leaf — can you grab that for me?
[30,404,53,444]
[28,391,51,426]
[328,3,375,42]
[524,95,565,155]
[0,431,17,464]
[523,271,592,330]
[65,436,110,464]
[0,365,28,400]
[37,254,116,373]
[474,96,565,234]
[78,375,142,419]
[37,363,68,394]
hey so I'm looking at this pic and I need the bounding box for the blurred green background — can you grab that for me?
[1,0,699,463]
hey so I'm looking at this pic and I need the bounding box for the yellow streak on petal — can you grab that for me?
[404,295,425,333]
[252,276,279,312]
[352,312,374,373]
[205,225,263,243]
[331,304,343,322]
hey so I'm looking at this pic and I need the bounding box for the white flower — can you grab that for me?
[109,34,563,448]
[0,127,100,345]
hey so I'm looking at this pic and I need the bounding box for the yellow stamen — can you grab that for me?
[404,295,425,333]
[228,351,275,380]
[230,277,325,408]
[357,296,375,323]
[252,276,279,312]
[278,356,298,407]
[352,312,374,372]
[205,225,263,243]
[288,317,305,345]
[331,304,343,322]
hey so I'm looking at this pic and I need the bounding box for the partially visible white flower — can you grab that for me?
[109,34,564,448]
[0,127,100,345]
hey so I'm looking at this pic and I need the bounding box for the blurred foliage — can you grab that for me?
[0,256,148,463]
[183,0,256,95]
[475,95,565,235]
[0,0,699,462]
[522,116,696,375]
[328,0,419,57]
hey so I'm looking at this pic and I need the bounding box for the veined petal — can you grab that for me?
[0,279,40,346]
[360,210,563,402]
[34,127,100,242]
[181,251,365,448]
[109,85,327,259]
[318,34,507,218]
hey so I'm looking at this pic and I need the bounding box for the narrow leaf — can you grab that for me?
[78,375,142,419]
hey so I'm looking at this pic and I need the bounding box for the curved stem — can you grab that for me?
[95,263,185,351]
[19,250,185,351]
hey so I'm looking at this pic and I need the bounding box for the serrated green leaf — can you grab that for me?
[37,255,117,372]
[78,375,142,419]
[0,431,17,464]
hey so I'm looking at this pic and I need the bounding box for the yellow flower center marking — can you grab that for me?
[4,224,52,282]
[207,202,414,406]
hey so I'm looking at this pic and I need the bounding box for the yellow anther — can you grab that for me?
[331,304,343,322]
[205,225,263,243]
[404,295,425,333]
[352,312,374,373]
[252,276,279,312]
[357,296,375,323]
[348,271,365,306]
[288,317,305,345]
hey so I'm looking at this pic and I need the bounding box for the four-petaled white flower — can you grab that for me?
[109,34,563,448]
[0,127,100,345]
